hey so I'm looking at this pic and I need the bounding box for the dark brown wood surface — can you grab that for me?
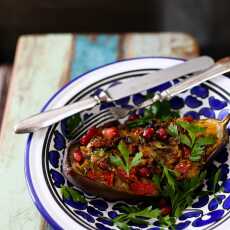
[0,0,230,62]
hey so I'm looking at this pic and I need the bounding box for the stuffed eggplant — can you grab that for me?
[63,113,230,201]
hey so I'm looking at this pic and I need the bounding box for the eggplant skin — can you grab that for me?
[62,116,230,201]
[63,149,155,201]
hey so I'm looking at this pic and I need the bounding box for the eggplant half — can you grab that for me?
[63,114,230,201]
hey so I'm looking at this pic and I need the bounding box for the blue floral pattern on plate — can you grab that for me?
[31,62,230,230]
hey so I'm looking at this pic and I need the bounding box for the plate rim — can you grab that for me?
[27,56,227,229]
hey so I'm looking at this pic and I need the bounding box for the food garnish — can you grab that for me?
[62,99,230,229]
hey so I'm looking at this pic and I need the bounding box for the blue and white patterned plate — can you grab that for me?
[25,57,230,230]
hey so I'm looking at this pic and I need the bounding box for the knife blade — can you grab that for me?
[14,56,214,133]
[106,56,214,100]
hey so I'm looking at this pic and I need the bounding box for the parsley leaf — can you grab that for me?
[167,123,178,137]
[127,117,150,128]
[159,215,176,230]
[176,121,206,146]
[176,121,206,133]
[118,141,130,164]
[110,155,124,167]
[152,174,161,188]
[161,164,177,192]
[110,141,142,174]
[180,134,192,148]
[212,168,221,193]
[65,114,82,138]
[114,222,129,230]
[60,186,86,203]
[113,206,161,230]
[127,100,179,128]
[130,152,143,168]
[190,136,216,161]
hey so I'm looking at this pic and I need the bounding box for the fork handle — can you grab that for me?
[138,57,230,110]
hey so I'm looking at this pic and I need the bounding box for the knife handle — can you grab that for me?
[14,97,100,133]
[137,57,230,110]
[164,56,230,98]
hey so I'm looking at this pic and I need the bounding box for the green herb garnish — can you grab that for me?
[113,206,161,230]
[60,186,86,203]
[176,120,205,146]
[167,121,216,161]
[161,164,178,192]
[167,123,178,137]
[190,136,216,161]
[163,170,207,218]
[110,141,143,174]
[127,100,179,128]
[152,174,161,188]
[65,114,82,138]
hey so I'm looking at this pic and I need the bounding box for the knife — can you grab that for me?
[136,57,230,111]
[14,56,214,133]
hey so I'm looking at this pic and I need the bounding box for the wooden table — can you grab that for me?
[0,33,199,230]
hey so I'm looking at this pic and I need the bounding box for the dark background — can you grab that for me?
[0,0,230,63]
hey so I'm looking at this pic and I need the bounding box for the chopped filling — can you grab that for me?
[69,115,217,196]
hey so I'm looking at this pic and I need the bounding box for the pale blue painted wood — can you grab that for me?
[70,34,119,79]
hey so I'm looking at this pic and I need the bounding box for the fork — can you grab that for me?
[108,57,230,120]
[108,93,162,120]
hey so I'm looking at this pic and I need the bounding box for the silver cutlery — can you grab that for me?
[109,57,230,120]
[14,56,214,133]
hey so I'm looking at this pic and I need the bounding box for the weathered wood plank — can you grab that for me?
[0,34,74,230]
[71,34,119,79]
[0,32,199,230]
[70,33,199,81]
[0,65,12,129]
[121,32,199,59]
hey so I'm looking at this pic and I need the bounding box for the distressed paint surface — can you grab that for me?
[0,34,74,230]
[122,33,199,59]
[0,32,199,230]
[71,34,119,79]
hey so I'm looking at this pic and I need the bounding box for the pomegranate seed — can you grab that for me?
[102,127,119,139]
[87,127,98,136]
[175,160,192,175]
[138,167,151,177]
[143,127,154,139]
[160,206,172,216]
[98,160,109,170]
[183,116,193,122]
[80,127,98,145]
[182,146,191,159]
[156,128,168,140]
[73,150,83,163]
[129,144,138,154]
[128,114,140,121]
[80,135,90,145]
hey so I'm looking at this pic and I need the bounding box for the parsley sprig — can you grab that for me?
[60,186,86,203]
[167,121,216,161]
[127,100,179,128]
[163,170,207,218]
[113,166,222,230]
[113,205,161,230]
[160,163,179,192]
[190,136,216,161]
[110,141,143,175]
